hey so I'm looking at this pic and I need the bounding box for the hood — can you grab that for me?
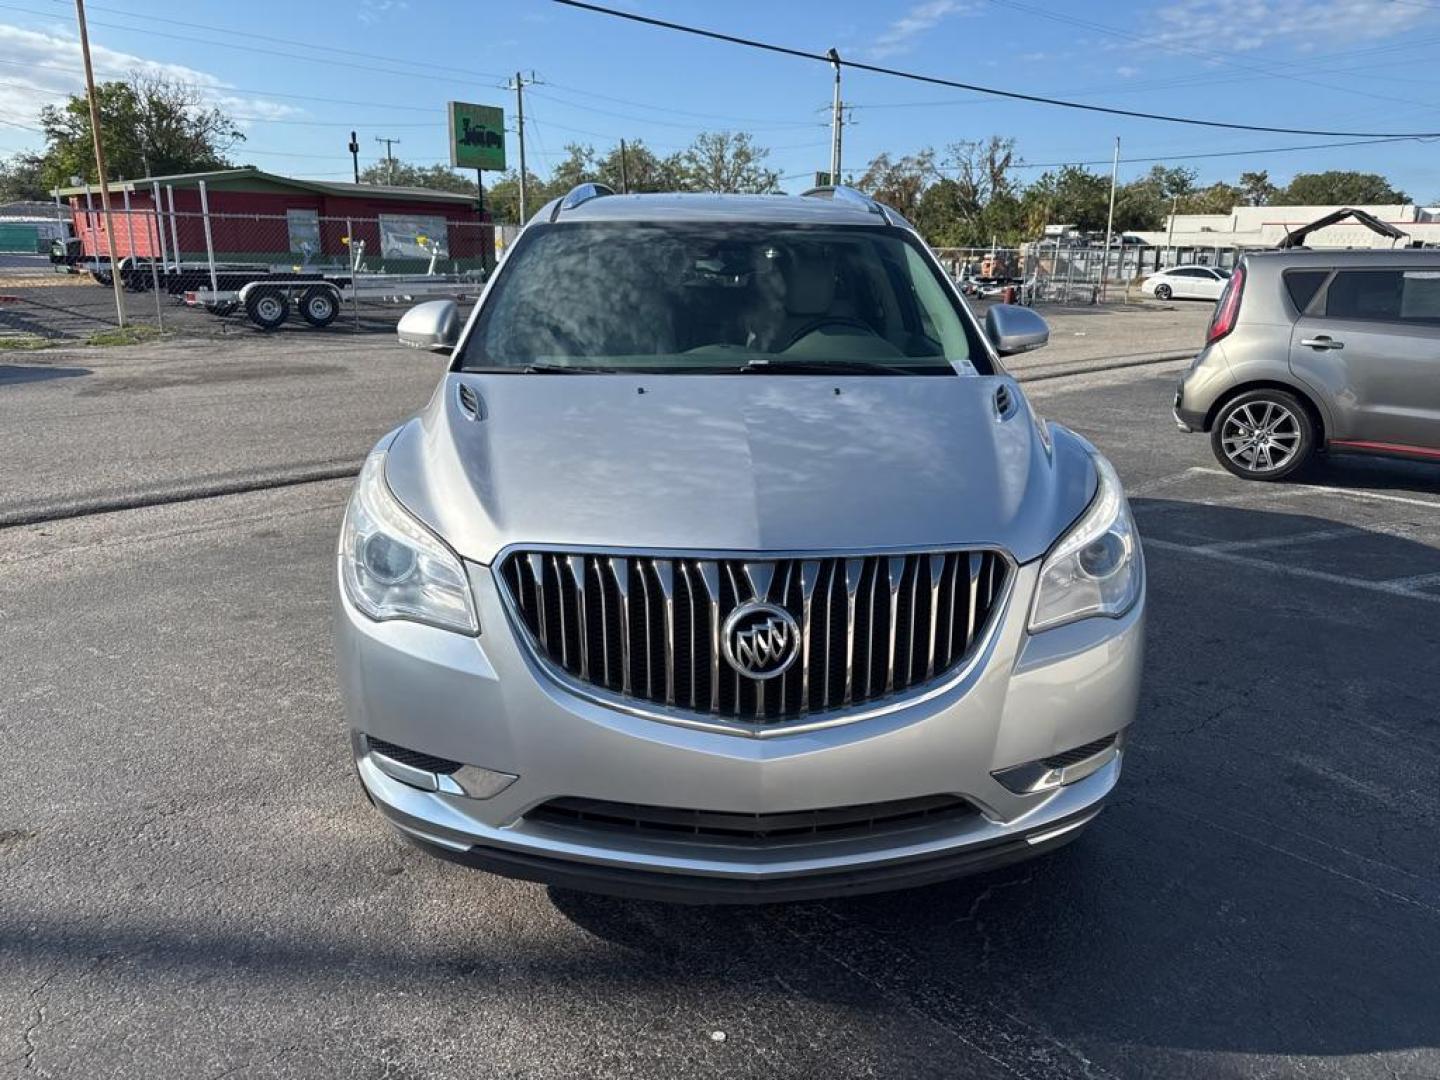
[384,372,1097,565]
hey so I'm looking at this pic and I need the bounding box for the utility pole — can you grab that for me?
[618,138,630,194]
[1165,192,1178,268]
[1101,136,1119,301]
[375,136,400,184]
[349,131,360,184]
[73,0,125,327]
[827,48,843,185]
[506,72,538,222]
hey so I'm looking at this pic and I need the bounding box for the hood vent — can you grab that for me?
[994,383,1016,419]
[456,382,483,420]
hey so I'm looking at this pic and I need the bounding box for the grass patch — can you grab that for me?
[83,324,167,347]
[0,334,54,351]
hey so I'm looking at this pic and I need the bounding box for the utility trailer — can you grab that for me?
[183,270,484,329]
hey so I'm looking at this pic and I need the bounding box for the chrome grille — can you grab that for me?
[499,549,1011,727]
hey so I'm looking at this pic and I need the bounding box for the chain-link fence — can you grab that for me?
[933,242,1243,306]
[1,204,496,343]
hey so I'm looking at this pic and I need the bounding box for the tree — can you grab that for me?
[1274,170,1408,206]
[598,140,689,193]
[856,149,936,220]
[1176,181,1243,215]
[1021,165,1112,234]
[681,131,779,194]
[1238,170,1276,207]
[359,160,477,195]
[0,152,48,202]
[483,167,546,224]
[941,136,1021,233]
[36,72,242,187]
[544,140,688,195]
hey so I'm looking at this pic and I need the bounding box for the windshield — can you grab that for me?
[458,222,986,375]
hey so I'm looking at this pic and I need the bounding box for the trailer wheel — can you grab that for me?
[92,269,113,287]
[246,286,289,330]
[299,286,340,328]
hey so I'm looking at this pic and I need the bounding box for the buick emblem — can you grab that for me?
[721,601,801,680]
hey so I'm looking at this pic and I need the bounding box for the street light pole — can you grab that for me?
[1101,136,1119,301]
[73,0,125,327]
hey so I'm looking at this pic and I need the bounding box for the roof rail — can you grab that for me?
[551,182,616,221]
[799,184,890,222]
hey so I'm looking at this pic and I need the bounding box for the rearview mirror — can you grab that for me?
[985,304,1049,356]
[397,300,460,353]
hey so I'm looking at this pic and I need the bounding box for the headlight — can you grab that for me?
[1029,452,1141,632]
[338,451,479,635]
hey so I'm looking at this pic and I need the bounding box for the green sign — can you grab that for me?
[448,101,506,171]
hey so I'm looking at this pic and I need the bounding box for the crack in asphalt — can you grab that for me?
[17,967,59,1074]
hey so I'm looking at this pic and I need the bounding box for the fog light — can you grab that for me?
[365,736,517,800]
[437,764,518,800]
[992,733,1120,795]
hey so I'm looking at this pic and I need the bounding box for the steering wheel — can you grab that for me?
[780,316,875,351]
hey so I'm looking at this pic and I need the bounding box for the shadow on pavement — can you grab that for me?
[0,363,90,385]
[544,496,1440,1065]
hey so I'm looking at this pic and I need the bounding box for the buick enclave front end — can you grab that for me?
[333,186,1144,903]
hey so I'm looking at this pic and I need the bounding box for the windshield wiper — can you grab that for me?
[737,358,941,376]
[519,363,619,374]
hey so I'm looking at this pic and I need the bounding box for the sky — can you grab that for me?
[1,0,1438,203]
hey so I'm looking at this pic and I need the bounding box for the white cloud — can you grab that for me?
[0,22,301,141]
[1148,0,1425,54]
[358,0,409,25]
[1116,65,1139,78]
[866,1,974,60]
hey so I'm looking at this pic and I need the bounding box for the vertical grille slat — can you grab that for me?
[842,559,863,707]
[502,549,1009,727]
[884,556,906,695]
[608,557,632,696]
[652,559,677,707]
[925,554,945,680]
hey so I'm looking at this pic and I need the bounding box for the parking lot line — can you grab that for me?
[1145,537,1440,605]
[1383,570,1440,591]
[1182,467,1440,512]
[1198,520,1434,554]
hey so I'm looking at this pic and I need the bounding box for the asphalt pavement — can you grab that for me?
[2,339,1438,1078]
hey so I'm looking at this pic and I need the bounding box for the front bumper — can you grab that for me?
[336,556,1145,901]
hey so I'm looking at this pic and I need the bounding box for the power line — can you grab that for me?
[0,2,503,87]
[997,136,1431,172]
[550,0,1440,137]
[539,80,820,129]
[64,0,509,82]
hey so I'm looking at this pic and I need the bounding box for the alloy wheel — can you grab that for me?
[1220,400,1302,473]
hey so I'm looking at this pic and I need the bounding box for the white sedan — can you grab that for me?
[1140,264,1230,301]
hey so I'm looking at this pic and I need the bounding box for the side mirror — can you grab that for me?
[397,300,459,353]
[985,304,1049,356]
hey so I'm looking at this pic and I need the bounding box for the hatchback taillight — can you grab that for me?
[1207,264,1245,344]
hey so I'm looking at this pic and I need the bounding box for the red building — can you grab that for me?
[58,167,491,272]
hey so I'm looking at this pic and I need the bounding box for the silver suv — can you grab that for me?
[333,185,1145,903]
[1174,249,1440,479]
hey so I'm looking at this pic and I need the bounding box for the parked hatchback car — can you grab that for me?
[1174,249,1440,480]
[1141,264,1230,301]
[334,185,1145,903]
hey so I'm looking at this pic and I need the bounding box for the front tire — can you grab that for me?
[1210,389,1315,481]
[245,286,289,330]
[1153,283,1172,300]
